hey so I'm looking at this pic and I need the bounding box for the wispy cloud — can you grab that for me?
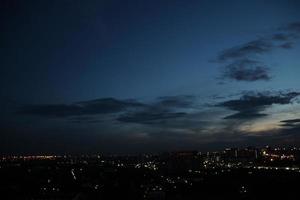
[217,39,273,62]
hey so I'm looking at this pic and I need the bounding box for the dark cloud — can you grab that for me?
[272,33,293,41]
[157,95,196,108]
[17,95,197,125]
[217,26,299,62]
[70,119,102,124]
[279,42,294,49]
[68,116,103,123]
[117,95,196,125]
[218,91,300,119]
[281,22,300,33]
[276,22,300,43]
[223,112,267,119]
[217,21,300,82]
[217,39,273,62]
[117,111,186,124]
[217,39,273,82]
[281,119,300,123]
[280,118,300,127]
[17,98,146,117]
[222,59,270,81]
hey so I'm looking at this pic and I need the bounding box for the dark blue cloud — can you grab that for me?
[218,91,300,119]
[280,22,300,33]
[17,95,197,125]
[222,59,271,82]
[117,95,196,125]
[223,112,267,119]
[217,21,300,82]
[17,98,146,117]
[117,111,186,124]
[217,39,273,62]
[156,95,196,108]
[272,33,294,41]
[280,118,300,127]
[279,42,294,49]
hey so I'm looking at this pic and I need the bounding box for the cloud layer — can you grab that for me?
[18,92,300,125]
[12,90,300,152]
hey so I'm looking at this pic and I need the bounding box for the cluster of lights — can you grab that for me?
[152,185,163,191]
[142,185,164,199]
[239,185,247,194]
[188,169,201,174]
[40,187,60,192]
[94,184,102,190]
[252,166,300,172]
[1,155,60,161]
[135,161,158,170]
[165,177,175,184]
[263,151,295,161]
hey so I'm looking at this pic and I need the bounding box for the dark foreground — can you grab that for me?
[1,149,300,199]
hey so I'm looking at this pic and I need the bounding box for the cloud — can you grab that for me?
[117,110,186,124]
[10,92,300,152]
[68,116,103,123]
[271,33,293,41]
[279,42,294,49]
[222,59,271,81]
[280,118,300,127]
[280,22,300,33]
[217,39,273,62]
[14,92,300,150]
[117,95,196,125]
[217,21,300,82]
[156,95,196,108]
[17,95,198,125]
[223,112,267,119]
[218,91,300,120]
[17,98,146,118]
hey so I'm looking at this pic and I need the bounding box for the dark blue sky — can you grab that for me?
[1,0,300,154]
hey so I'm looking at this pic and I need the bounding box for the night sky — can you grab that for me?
[1,0,300,154]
